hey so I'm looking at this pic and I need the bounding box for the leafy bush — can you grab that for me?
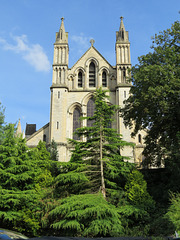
[166,192,180,235]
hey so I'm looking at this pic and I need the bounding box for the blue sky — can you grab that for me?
[0,0,179,132]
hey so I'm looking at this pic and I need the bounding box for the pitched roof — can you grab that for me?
[25,124,36,136]
[70,45,114,70]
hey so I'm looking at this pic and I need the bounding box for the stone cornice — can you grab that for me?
[50,84,69,90]
[116,83,132,88]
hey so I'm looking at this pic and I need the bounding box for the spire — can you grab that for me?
[119,16,125,32]
[15,119,22,137]
[56,17,68,43]
[116,16,129,43]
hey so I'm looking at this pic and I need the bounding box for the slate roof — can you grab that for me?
[25,124,36,136]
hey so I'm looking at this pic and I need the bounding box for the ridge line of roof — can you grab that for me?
[26,122,49,141]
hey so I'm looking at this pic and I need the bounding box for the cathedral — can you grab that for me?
[24,17,145,163]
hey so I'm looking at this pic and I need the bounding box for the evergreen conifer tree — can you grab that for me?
[68,87,134,198]
[47,139,59,161]
[0,124,53,236]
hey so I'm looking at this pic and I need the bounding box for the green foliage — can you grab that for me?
[49,193,124,237]
[47,139,59,161]
[166,192,180,235]
[121,21,180,167]
[54,161,89,198]
[125,169,155,209]
[164,132,180,194]
[104,154,134,205]
[68,88,134,196]
[117,170,155,236]
[0,125,54,236]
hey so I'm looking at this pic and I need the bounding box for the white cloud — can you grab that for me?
[71,33,92,54]
[0,34,51,72]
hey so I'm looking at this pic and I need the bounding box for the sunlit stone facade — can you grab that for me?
[26,17,145,163]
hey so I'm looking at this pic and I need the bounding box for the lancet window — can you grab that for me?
[102,71,107,87]
[73,108,81,140]
[87,98,95,127]
[78,71,83,88]
[89,62,96,87]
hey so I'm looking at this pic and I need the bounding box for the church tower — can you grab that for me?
[49,18,69,161]
[115,17,134,160]
[26,17,145,164]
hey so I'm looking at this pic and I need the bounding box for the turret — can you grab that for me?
[55,17,68,44]
[52,17,69,86]
[116,17,131,84]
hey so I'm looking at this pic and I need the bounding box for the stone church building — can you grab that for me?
[24,17,145,163]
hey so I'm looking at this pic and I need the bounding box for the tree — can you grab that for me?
[47,139,59,161]
[118,169,155,236]
[69,87,134,198]
[0,102,5,144]
[166,192,180,236]
[49,193,124,237]
[0,125,53,236]
[121,21,180,166]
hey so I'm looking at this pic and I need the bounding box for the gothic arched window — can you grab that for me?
[89,62,96,87]
[138,134,142,144]
[78,71,83,88]
[102,71,107,87]
[73,108,81,140]
[87,98,95,127]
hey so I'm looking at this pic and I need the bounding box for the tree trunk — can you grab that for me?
[100,127,106,199]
